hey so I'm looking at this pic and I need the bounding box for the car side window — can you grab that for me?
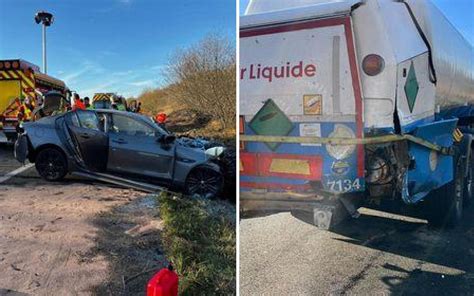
[76,110,100,131]
[110,114,155,137]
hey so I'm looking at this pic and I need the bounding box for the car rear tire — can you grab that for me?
[35,147,68,181]
[425,150,464,228]
[185,166,223,199]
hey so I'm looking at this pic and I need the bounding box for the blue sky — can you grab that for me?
[239,0,474,46]
[0,0,236,98]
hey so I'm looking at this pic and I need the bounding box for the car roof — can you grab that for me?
[94,109,145,120]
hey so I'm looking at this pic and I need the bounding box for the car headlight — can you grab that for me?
[205,146,225,157]
[325,124,356,160]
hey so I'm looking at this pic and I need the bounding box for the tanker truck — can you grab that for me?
[239,0,474,229]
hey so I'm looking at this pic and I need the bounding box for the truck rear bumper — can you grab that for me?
[241,190,361,229]
[240,190,326,213]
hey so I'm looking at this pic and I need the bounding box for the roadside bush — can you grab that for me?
[158,192,236,295]
[164,34,236,130]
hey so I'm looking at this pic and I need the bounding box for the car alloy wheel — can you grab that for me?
[186,166,223,198]
[35,148,67,181]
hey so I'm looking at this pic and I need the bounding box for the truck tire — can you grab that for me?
[425,150,464,227]
[464,148,474,207]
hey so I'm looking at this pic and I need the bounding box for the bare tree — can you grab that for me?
[164,34,236,129]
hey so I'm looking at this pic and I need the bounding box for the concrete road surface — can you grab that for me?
[240,206,474,295]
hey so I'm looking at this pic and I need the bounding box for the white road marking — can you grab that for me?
[0,163,34,184]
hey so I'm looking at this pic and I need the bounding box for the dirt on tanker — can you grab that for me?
[0,175,166,295]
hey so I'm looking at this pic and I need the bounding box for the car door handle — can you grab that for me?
[112,139,127,144]
[80,133,90,139]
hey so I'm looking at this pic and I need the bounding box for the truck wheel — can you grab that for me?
[426,151,464,227]
[464,149,474,207]
[35,147,68,181]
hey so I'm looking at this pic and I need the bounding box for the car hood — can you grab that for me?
[175,136,226,159]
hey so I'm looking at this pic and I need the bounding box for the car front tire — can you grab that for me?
[185,165,223,199]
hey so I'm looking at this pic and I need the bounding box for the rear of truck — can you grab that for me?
[240,1,365,225]
[240,0,474,228]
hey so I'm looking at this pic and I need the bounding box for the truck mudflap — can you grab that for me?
[401,118,458,204]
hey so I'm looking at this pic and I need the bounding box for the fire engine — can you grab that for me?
[0,59,68,141]
[92,93,127,110]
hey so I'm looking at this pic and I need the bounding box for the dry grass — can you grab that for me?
[133,87,235,145]
[133,88,185,116]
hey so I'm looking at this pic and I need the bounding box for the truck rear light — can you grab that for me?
[268,158,311,176]
[362,54,384,76]
[240,152,322,180]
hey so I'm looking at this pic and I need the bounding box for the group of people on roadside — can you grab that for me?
[72,93,141,113]
[12,92,165,132]
[72,94,93,110]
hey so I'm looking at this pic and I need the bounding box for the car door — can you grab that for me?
[65,110,108,171]
[106,113,175,180]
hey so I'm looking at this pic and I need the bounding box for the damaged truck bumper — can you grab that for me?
[240,190,361,230]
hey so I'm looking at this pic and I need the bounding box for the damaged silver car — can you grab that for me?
[14,109,233,198]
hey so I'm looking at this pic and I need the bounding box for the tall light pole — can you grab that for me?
[34,11,54,74]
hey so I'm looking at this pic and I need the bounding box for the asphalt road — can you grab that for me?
[0,143,22,176]
[240,204,474,295]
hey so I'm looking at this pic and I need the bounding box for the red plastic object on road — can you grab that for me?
[147,265,179,296]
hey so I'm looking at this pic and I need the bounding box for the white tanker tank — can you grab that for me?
[405,0,474,108]
[243,0,474,132]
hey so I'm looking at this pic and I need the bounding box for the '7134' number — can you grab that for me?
[327,178,361,193]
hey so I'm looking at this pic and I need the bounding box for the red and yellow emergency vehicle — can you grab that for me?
[92,92,127,110]
[0,59,67,141]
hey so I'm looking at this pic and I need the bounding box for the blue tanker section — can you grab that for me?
[240,121,364,194]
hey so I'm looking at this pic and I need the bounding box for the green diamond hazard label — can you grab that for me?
[404,61,419,113]
[249,99,293,150]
